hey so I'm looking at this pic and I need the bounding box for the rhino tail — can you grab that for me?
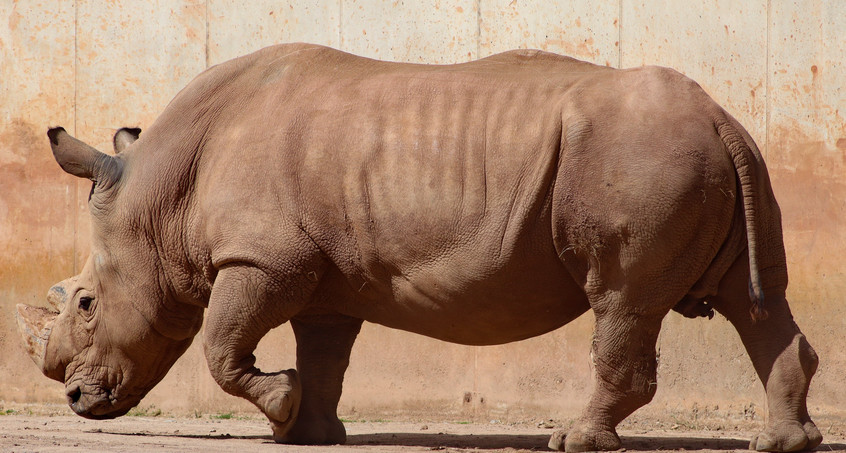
[716,118,768,322]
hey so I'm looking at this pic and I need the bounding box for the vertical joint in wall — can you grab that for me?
[72,0,79,275]
[764,0,771,160]
[476,0,481,60]
[204,0,210,69]
[338,0,344,49]
[617,0,623,68]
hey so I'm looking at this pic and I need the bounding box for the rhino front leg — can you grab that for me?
[713,257,821,452]
[550,305,664,452]
[279,313,362,445]
[204,264,318,440]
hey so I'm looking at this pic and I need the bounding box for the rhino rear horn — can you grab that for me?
[48,127,123,187]
[113,127,141,153]
[46,278,76,312]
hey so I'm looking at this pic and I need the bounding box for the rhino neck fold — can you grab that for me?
[113,146,210,342]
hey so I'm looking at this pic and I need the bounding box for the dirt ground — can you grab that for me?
[1,408,845,453]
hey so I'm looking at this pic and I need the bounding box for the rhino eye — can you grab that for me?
[79,296,93,311]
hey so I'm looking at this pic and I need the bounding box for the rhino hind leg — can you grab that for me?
[713,256,821,452]
[279,313,363,445]
[550,294,666,452]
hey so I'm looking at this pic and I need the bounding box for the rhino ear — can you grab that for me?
[113,127,141,154]
[48,127,122,186]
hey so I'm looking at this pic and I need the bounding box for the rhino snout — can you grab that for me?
[66,382,131,419]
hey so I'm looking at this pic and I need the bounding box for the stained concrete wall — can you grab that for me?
[1,0,844,422]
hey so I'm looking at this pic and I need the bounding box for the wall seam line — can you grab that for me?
[618,0,623,68]
[72,0,79,276]
[476,0,481,60]
[205,0,210,68]
[764,0,770,160]
[339,0,344,49]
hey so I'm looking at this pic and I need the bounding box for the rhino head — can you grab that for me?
[16,127,203,419]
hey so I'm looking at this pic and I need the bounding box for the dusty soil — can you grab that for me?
[1,410,845,453]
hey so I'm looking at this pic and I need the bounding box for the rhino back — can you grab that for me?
[147,46,607,338]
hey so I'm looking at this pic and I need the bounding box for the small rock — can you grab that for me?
[537,419,555,429]
[420,425,429,430]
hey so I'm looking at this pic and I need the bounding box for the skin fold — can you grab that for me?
[16,44,819,452]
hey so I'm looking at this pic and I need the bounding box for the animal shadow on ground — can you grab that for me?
[348,432,846,451]
[347,432,549,449]
[98,430,846,451]
[91,430,269,441]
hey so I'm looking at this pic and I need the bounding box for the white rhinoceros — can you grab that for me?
[16,44,820,452]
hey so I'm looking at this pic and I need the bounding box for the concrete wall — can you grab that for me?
[1,0,844,422]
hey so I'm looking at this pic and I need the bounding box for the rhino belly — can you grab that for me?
[338,256,590,346]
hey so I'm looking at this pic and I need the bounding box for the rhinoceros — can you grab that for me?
[16,43,819,452]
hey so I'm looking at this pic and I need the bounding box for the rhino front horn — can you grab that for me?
[47,127,123,187]
[15,304,57,372]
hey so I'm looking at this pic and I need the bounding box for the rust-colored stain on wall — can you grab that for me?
[1,0,844,419]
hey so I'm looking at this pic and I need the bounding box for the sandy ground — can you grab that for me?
[2,413,845,453]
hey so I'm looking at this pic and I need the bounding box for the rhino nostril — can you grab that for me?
[67,385,82,405]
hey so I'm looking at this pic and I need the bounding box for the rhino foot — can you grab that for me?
[548,424,621,452]
[266,391,300,442]
[267,392,299,443]
[278,412,346,445]
[259,370,302,442]
[749,420,822,452]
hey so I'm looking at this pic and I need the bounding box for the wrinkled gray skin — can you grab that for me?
[17,44,820,452]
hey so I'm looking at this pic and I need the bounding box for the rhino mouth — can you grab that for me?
[66,382,134,419]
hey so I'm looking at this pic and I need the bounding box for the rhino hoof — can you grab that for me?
[548,429,567,451]
[268,394,300,443]
[749,420,822,452]
[266,391,296,423]
[262,370,302,442]
[548,425,621,452]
